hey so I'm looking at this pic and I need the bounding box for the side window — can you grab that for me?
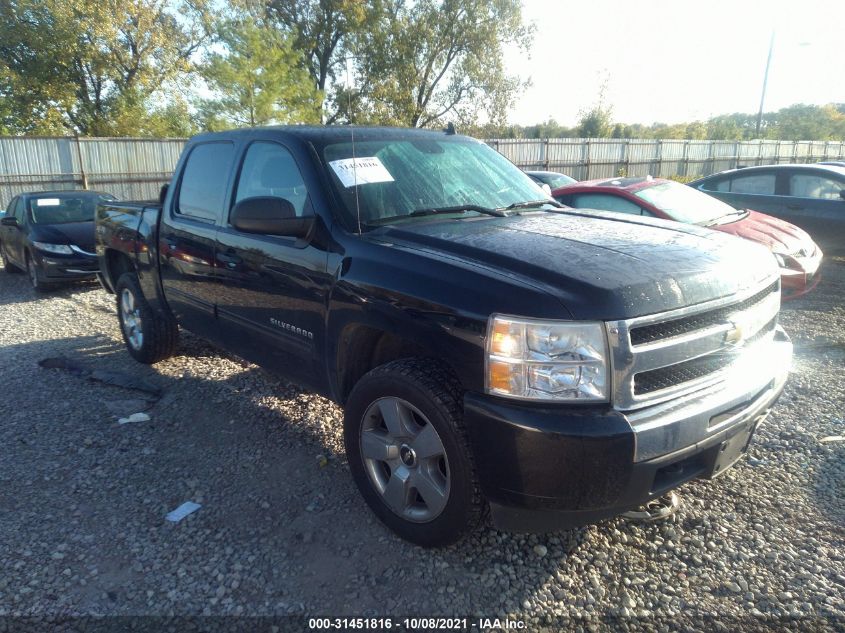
[789,173,844,200]
[14,197,26,222]
[713,179,731,192]
[4,197,15,215]
[177,142,235,221]
[572,193,643,215]
[728,173,775,195]
[234,142,311,217]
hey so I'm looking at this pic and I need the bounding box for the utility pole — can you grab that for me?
[755,31,775,139]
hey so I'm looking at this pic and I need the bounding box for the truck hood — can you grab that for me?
[713,210,818,256]
[372,209,778,320]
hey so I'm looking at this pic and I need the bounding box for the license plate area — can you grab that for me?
[706,421,756,479]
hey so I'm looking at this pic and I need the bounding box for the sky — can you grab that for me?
[504,0,845,126]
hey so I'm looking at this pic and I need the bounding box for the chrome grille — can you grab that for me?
[629,282,778,346]
[606,278,781,411]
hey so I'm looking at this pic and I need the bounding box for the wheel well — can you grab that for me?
[337,325,445,403]
[105,250,135,291]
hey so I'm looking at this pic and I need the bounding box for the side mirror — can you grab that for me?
[159,183,169,205]
[230,196,314,238]
[839,190,845,201]
[1,216,18,227]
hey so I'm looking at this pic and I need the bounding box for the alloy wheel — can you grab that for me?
[120,288,144,350]
[359,397,450,522]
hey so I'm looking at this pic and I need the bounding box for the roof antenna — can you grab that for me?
[346,54,362,234]
[444,122,456,135]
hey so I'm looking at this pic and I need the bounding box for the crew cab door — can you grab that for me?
[158,141,236,341]
[214,140,330,388]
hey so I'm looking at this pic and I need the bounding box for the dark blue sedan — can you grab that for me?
[689,164,845,252]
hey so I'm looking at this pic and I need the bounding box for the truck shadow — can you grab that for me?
[2,331,591,616]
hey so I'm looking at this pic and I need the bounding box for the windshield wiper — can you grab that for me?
[408,204,508,218]
[501,199,565,211]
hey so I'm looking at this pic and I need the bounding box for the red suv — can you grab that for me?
[554,177,822,300]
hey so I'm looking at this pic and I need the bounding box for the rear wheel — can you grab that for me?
[344,359,485,547]
[0,243,21,273]
[115,272,179,364]
[26,253,53,292]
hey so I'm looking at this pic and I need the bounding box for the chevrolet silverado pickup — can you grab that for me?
[96,126,792,546]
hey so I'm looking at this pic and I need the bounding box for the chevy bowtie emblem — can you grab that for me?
[724,321,745,346]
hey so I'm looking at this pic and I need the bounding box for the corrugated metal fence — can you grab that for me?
[2,135,845,207]
[488,138,845,180]
[0,136,186,206]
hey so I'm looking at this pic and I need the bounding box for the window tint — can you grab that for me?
[234,142,310,217]
[572,193,644,215]
[177,142,235,221]
[729,173,775,195]
[789,173,844,200]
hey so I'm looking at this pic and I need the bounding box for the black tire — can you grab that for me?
[115,272,179,364]
[0,242,21,273]
[26,253,53,292]
[344,358,486,547]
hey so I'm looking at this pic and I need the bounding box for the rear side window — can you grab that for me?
[789,173,844,200]
[177,142,235,221]
[572,193,643,215]
[234,142,311,217]
[728,173,775,195]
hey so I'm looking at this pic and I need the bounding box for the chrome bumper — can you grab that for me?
[626,326,792,462]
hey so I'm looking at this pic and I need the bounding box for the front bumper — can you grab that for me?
[33,251,99,280]
[463,327,792,532]
[780,247,823,300]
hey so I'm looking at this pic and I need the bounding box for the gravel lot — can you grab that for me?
[0,255,843,631]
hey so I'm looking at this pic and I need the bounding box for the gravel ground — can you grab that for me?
[0,255,843,631]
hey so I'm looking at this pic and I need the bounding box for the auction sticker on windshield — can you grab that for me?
[329,157,395,187]
[36,198,61,206]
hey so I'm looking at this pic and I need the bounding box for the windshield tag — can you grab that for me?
[36,198,61,206]
[329,157,394,188]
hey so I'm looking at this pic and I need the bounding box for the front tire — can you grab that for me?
[115,272,179,364]
[26,253,53,292]
[344,359,485,547]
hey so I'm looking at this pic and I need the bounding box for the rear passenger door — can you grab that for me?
[782,170,845,247]
[159,141,236,340]
[214,140,331,388]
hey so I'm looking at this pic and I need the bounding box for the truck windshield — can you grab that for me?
[322,138,549,228]
[634,181,739,225]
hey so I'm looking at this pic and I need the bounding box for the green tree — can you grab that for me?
[355,0,533,128]
[198,18,321,128]
[264,0,370,122]
[0,0,210,136]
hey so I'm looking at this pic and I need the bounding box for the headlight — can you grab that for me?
[486,315,609,402]
[33,242,73,255]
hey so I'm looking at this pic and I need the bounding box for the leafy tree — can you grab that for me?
[198,18,321,128]
[264,0,370,121]
[354,0,533,128]
[0,0,211,135]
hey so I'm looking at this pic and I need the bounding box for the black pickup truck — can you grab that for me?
[96,126,792,546]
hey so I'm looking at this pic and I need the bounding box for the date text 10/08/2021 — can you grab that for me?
[308,617,527,630]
